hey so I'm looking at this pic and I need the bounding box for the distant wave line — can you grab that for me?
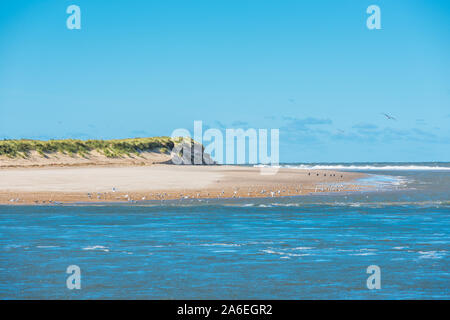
[255,164,450,171]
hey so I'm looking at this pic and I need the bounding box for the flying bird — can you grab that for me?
[381,113,396,120]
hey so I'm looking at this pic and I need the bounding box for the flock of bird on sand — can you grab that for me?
[8,170,358,204]
[79,171,352,203]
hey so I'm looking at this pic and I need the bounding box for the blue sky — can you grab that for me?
[0,0,449,162]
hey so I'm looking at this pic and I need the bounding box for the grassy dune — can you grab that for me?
[0,137,184,158]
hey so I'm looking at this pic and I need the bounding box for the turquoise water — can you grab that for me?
[0,165,449,299]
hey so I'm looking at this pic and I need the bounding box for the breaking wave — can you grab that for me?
[255,163,450,171]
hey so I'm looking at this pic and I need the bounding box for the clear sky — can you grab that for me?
[0,0,449,162]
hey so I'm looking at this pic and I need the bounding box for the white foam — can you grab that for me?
[82,245,109,252]
[261,249,310,257]
[292,247,313,250]
[201,243,241,247]
[418,251,446,259]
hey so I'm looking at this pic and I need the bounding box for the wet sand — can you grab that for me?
[0,165,368,205]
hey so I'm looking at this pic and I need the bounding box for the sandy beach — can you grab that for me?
[0,165,367,205]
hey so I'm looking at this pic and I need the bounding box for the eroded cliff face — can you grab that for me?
[167,140,216,165]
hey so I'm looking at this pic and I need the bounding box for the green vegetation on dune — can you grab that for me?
[0,137,183,158]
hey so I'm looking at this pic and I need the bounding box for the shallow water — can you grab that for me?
[0,164,449,299]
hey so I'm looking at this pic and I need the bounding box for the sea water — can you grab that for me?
[0,163,449,299]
